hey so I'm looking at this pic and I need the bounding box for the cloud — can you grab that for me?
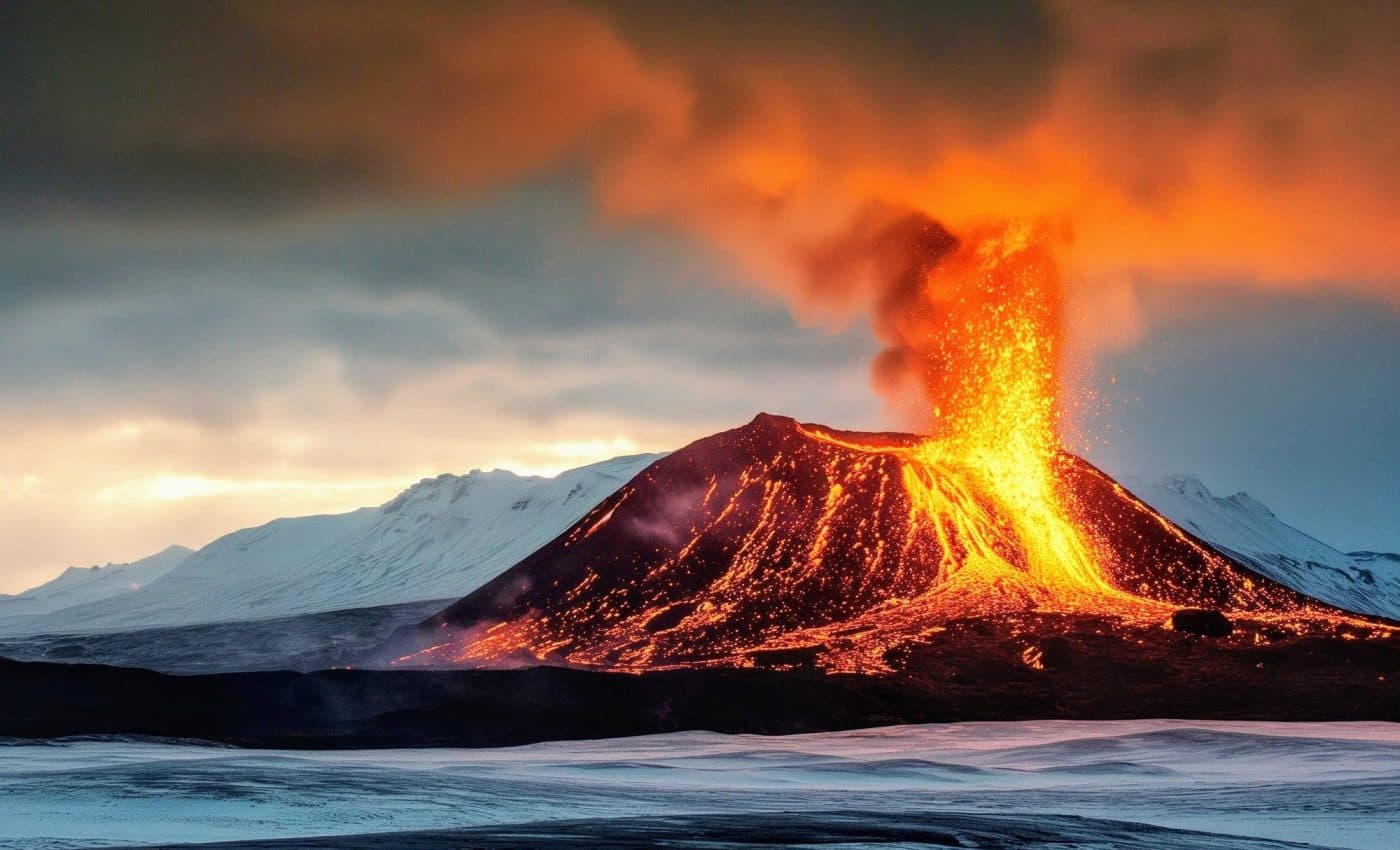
[5,1,1393,351]
[0,283,876,592]
[0,183,880,590]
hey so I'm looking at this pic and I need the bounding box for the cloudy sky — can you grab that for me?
[1,0,1396,593]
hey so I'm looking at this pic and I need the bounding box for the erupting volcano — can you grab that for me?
[387,224,1387,674]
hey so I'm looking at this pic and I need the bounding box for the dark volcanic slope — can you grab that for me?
[4,615,1398,747]
[0,599,448,674]
[382,414,1352,672]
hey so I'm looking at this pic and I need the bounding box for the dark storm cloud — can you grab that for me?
[0,1,395,219]
[0,137,378,221]
[3,0,1395,306]
[594,0,1062,127]
[0,174,761,336]
[0,0,1062,222]
[2,0,1396,435]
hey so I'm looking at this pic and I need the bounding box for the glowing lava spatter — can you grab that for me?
[807,222,1152,619]
[392,224,1379,673]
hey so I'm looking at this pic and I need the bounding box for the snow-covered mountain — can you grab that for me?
[0,545,192,626]
[5,452,1394,639]
[0,454,662,636]
[1123,474,1400,621]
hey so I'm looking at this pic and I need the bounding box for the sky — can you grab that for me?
[1,0,1397,593]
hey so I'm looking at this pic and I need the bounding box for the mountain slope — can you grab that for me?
[0,454,661,636]
[0,545,192,626]
[1123,474,1400,621]
[386,415,1361,673]
[7,442,1392,643]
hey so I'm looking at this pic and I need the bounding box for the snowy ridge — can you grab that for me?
[1123,474,1400,620]
[0,545,192,625]
[0,453,662,636]
[5,454,1394,637]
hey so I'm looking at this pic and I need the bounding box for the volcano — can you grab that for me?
[7,424,1397,749]
[385,413,1379,674]
[383,225,1389,676]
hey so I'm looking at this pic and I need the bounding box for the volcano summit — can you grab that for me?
[385,413,1380,674]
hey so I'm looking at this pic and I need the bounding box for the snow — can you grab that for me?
[1,720,1397,849]
[0,546,191,625]
[1123,474,1400,620]
[0,454,662,636]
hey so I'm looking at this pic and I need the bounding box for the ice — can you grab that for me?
[2,720,1397,849]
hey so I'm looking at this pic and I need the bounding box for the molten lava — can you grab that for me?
[803,222,1145,621]
[389,224,1381,674]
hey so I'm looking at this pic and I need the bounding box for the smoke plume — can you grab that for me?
[7,0,1398,412]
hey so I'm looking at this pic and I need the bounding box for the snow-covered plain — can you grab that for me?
[1,720,1397,849]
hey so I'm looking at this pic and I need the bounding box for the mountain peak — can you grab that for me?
[1224,491,1275,517]
[1160,474,1212,499]
[734,411,802,438]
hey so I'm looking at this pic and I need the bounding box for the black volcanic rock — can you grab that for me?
[378,414,1357,672]
[4,614,1399,747]
[1171,609,1235,637]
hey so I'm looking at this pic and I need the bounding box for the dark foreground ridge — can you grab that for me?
[4,612,1397,748]
[0,598,449,675]
[124,809,1336,850]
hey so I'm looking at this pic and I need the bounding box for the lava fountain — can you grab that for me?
[806,221,1151,619]
[387,222,1375,673]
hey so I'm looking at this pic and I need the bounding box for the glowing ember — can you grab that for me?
[391,224,1384,674]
